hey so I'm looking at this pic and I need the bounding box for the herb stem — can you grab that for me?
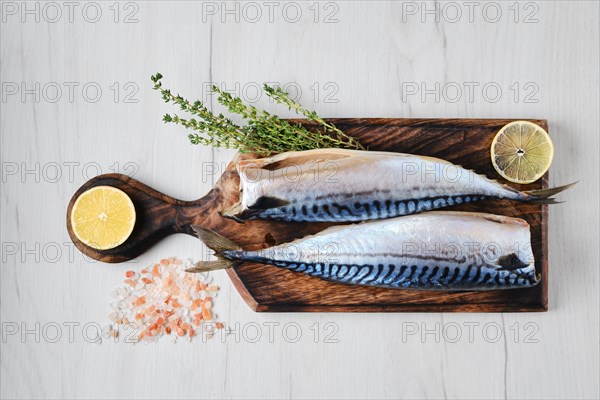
[151,73,366,156]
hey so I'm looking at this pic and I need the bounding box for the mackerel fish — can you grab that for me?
[222,148,574,223]
[188,211,539,291]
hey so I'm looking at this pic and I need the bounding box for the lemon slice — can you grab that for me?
[491,121,554,184]
[71,186,136,250]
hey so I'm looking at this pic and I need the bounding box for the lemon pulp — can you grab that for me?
[491,121,554,184]
[71,186,136,250]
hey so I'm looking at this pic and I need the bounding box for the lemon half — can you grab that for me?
[491,121,554,184]
[71,186,136,250]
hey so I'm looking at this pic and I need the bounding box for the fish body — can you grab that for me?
[223,148,573,223]
[190,212,539,291]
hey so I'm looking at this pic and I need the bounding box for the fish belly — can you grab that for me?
[226,212,539,291]
[241,153,507,222]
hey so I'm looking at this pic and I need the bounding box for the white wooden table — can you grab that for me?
[1,1,598,399]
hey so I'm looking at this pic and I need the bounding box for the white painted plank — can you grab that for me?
[1,1,598,399]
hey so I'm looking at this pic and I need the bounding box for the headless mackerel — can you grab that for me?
[188,212,539,291]
[222,148,574,223]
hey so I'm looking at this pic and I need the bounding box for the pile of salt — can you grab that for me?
[106,258,224,343]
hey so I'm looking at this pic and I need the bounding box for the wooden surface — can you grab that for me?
[66,118,549,312]
[2,2,598,399]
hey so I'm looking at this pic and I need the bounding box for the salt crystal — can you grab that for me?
[101,325,112,338]
[108,257,224,344]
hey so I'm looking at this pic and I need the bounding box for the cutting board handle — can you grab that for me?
[66,173,224,263]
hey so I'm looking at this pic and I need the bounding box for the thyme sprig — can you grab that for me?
[263,84,363,150]
[151,73,365,155]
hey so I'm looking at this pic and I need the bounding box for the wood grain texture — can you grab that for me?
[67,118,549,312]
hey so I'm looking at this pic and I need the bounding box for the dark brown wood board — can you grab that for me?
[66,118,549,312]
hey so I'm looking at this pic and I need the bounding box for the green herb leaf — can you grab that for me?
[152,73,366,156]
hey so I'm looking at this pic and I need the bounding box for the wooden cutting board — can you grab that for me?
[67,118,549,312]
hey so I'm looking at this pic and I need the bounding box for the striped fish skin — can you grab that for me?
[225,148,568,223]
[220,212,539,291]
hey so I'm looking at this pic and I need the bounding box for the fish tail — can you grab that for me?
[519,181,577,204]
[186,259,240,273]
[186,226,243,273]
